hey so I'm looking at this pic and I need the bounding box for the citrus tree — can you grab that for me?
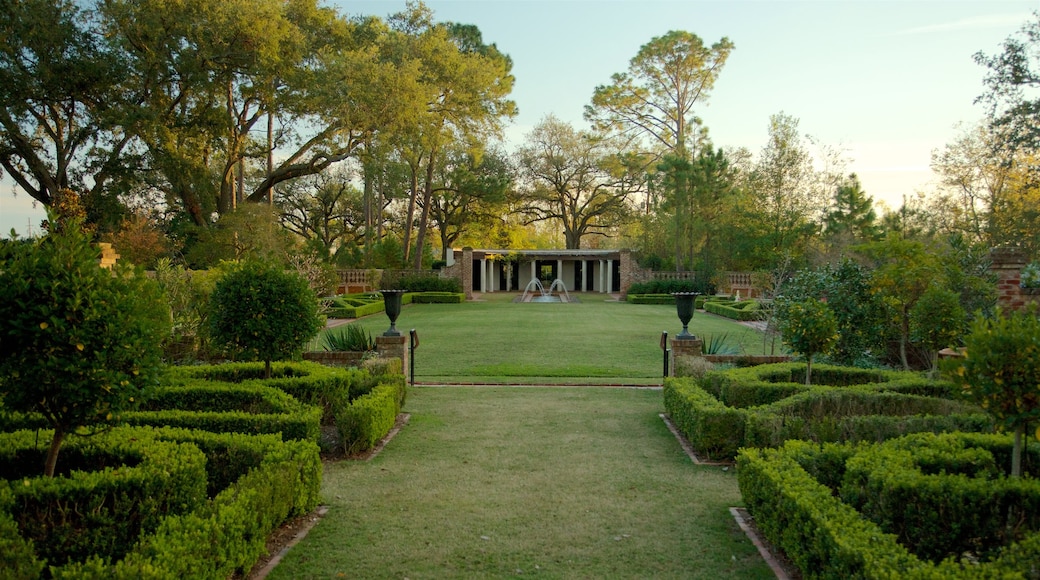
[949,308,1040,477]
[777,298,839,386]
[208,260,324,378]
[0,215,169,477]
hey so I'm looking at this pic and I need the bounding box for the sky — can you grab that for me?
[1,0,1036,237]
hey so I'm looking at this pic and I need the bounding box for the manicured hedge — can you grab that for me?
[327,294,384,319]
[6,427,323,578]
[737,434,1040,578]
[410,292,465,304]
[336,376,407,455]
[626,293,675,305]
[663,363,993,460]
[163,361,367,424]
[704,299,764,321]
[0,428,208,569]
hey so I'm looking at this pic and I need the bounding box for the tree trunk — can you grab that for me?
[402,158,420,265]
[44,428,65,477]
[1012,423,1024,478]
[267,112,275,205]
[413,149,438,270]
[899,309,910,370]
[806,355,812,386]
[265,359,272,380]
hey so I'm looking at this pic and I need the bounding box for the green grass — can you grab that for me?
[268,387,775,579]
[317,293,767,382]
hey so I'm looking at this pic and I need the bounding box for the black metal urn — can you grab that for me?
[381,290,408,336]
[672,292,700,339]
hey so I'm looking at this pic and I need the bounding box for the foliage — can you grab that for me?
[46,428,321,578]
[153,259,223,362]
[184,204,293,268]
[323,324,376,352]
[948,307,1040,477]
[0,214,169,477]
[381,271,462,293]
[1,429,208,569]
[208,261,324,378]
[775,299,838,384]
[516,116,636,249]
[626,277,713,295]
[737,437,1040,579]
[975,11,1040,152]
[822,173,879,252]
[704,299,764,321]
[585,30,734,156]
[1023,261,1040,288]
[909,284,966,377]
[336,383,404,455]
[702,333,738,355]
[864,236,944,369]
[103,213,172,268]
[776,259,886,367]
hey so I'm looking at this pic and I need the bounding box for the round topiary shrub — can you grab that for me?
[209,261,324,378]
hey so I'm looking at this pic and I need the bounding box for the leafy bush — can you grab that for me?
[323,323,376,352]
[410,292,465,303]
[0,214,170,476]
[337,384,401,455]
[1023,261,1040,288]
[153,259,224,362]
[209,261,324,377]
[909,284,966,376]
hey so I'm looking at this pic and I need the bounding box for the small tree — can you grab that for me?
[209,261,324,378]
[910,284,966,378]
[949,308,1040,477]
[0,215,169,477]
[777,298,839,385]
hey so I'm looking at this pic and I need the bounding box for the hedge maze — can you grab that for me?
[0,359,406,577]
[664,361,1040,577]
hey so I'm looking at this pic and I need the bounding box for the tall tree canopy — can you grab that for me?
[517,116,635,249]
[585,30,734,157]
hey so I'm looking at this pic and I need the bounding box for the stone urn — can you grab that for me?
[381,290,408,336]
[672,292,700,339]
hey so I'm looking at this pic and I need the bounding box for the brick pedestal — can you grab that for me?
[670,337,703,376]
[375,335,409,380]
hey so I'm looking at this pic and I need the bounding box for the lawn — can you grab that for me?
[268,386,775,579]
[320,293,769,383]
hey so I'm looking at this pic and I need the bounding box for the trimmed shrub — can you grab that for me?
[626,293,675,305]
[337,380,406,455]
[383,272,461,293]
[0,428,207,568]
[327,295,384,319]
[704,299,765,321]
[410,292,465,304]
[0,483,44,579]
[208,260,324,378]
[49,427,321,578]
[664,363,994,460]
[737,435,1040,578]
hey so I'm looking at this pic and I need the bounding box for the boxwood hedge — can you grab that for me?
[737,434,1040,578]
[664,363,993,460]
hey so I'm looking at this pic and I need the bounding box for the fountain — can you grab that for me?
[517,278,573,303]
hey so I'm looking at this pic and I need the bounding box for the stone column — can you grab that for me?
[606,260,613,293]
[670,337,703,376]
[531,260,537,283]
[990,247,1028,311]
[556,259,563,282]
[479,258,487,293]
[376,334,409,381]
[580,260,587,291]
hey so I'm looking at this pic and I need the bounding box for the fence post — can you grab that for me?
[409,329,419,386]
[660,331,669,378]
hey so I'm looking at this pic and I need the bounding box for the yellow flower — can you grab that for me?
[39,322,48,330]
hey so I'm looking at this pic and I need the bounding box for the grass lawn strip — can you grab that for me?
[267,386,775,578]
[317,292,767,381]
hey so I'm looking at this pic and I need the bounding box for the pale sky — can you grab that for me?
[1,0,1036,237]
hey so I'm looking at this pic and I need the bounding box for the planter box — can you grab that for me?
[302,351,367,367]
